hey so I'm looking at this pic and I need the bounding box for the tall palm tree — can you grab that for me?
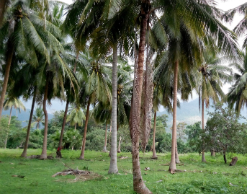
[0,0,53,121]
[3,96,26,148]
[199,50,232,162]
[228,50,247,113]
[78,51,111,160]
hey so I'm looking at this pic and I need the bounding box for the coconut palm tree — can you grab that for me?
[3,96,26,148]
[199,50,232,162]
[77,51,111,160]
[0,0,55,121]
[32,106,44,129]
[228,50,247,113]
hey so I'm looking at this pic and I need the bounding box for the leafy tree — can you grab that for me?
[185,122,203,153]
[205,103,246,164]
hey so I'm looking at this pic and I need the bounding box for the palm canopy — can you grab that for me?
[222,2,247,48]
[32,106,44,129]
[66,104,85,127]
[3,96,26,112]
[227,49,247,113]
[78,50,112,107]
[199,50,232,108]
[92,63,132,126]
[0,0,64,66]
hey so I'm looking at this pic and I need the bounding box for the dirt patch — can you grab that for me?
[53,170,102,183]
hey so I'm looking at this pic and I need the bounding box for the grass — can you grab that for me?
[0,149,247,194]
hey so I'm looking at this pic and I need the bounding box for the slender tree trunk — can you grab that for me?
[223,151,227,164]
[4,106,12,149]
[151,112,157,159]
[57,99,69,157]
[141,46,153,153]
[108,44,118,174]
[75,124,77,131]
[117,136,122,153]
[102,124,108,152]
[202,98,206,162]
[130,3,151,193]
[175,139,180,164]
[169,61,179,173]
[40,81,49,159]
[0,46,14,122]
[0,0,7,27]
[21,91,36,157]
[79,100,90,160]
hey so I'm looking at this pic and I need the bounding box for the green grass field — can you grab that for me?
[0,149,247,194]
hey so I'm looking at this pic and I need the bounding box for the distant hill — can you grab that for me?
[157,98,247,131]
[2,108,54,128]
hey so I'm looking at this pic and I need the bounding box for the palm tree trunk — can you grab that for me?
[0,46,14,122]
[40,81,49,159]
[4,106,12,149]
[175,139,180,164]
[0,0,7,27]
[202,98,206,162]
[21,91,36,157]
[142,46,153,153]
[79,100,90,159]
[117,136,122,153]
[108,44,118,174]
[169,61,179,173]
[57,99,69,157]
[131,2,151,193]
[223,150,227,164]
[102,123,108,152]
[151,111,157,159]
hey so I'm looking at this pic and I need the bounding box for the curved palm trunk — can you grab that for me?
[57,99,69,157]
[151,111,157,159]
[102,124,108,152]
[109,44,118,173]
[40,81,49,159]
[202,98,206,162]
[130,3,151,193]
[79,100,90,160]
[21,91,36,157]
[169,61,179,173]
[0,46,14,122]
[175,139,180,164]
[4,106,12,149]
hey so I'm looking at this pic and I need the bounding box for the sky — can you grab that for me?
[19,0,247,114]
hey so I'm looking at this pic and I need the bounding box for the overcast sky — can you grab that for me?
[20,0,247,113]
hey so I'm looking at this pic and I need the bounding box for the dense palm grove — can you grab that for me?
[1,0,247,193]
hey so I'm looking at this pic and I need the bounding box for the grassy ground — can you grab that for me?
[0,149,247,194]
